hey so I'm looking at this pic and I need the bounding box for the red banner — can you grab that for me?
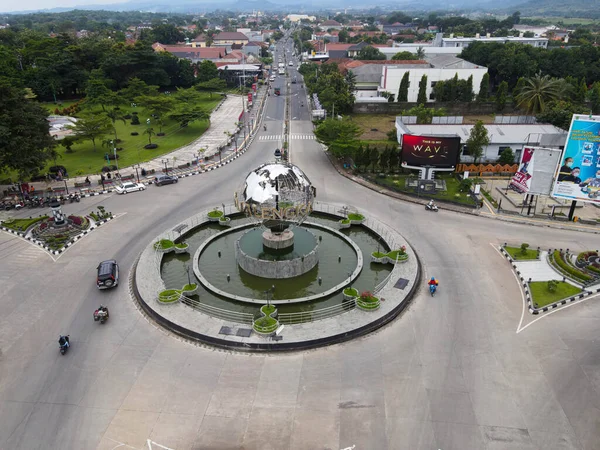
[252,83,257,92]
[248,92,253,103]
[509,147,534,193]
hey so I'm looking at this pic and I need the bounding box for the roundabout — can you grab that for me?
[133,161,421,350]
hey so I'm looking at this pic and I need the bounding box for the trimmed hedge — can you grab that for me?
[552,250,592,282]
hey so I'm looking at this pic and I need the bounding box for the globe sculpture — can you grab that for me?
[234,162,318,279]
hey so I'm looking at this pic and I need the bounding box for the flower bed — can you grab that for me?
[529,281,582,308]
[550,250,593,283]
[154,239,175,253]
[343,287,359,300]
[356,291,380,311]
[218,216,231,227]
[182,283,198,295]
[174,242,189,254]
[1,216,48,232]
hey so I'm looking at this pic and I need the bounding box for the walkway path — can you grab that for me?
[513,251,575,283]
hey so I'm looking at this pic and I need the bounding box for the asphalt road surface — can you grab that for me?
[1,35,599,450]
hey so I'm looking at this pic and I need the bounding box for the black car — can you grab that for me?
[154,174,178,186]
[97,260,119,289]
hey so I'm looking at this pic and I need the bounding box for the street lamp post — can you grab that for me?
[134,164,140,183]
[63,178,69,195]
[162,159,168,174]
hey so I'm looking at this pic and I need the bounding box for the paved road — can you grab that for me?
[1,34,600,450]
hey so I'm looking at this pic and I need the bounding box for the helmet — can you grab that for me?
[431,277,435,281]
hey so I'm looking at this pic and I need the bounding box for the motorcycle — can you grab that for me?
[425,203,439,212]
[58,335,70,355]
[264,125,267,131]
[93,305,109,324]
[429,284,437,297]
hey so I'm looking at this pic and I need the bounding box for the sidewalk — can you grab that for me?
[17,85,268,194]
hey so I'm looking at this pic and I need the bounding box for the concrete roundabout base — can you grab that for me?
[132,202,421,351]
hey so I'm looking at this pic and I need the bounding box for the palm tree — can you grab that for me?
[416,46,426,59]
[515,74,563,114]
[144,127,156,146]
[105,108,127,142]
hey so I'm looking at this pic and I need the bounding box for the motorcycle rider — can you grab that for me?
[428,199,435,208]
[428,277,439,292]
[58,335,70,348]
[264,124,267,131]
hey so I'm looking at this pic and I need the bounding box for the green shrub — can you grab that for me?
[520,243,530,255]
[154,239,174,250]
[207,210,224,218]
[343,287,359,297]
[182,283,197,291]
[347,213,365,221]
[547,280,558,293]
[174,242,188,249]
[1,216,48,232]
[552,250,592,282]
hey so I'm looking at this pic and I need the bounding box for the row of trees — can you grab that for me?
[299,62,355,115]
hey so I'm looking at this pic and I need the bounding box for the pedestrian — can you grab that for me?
[107,172,112,180]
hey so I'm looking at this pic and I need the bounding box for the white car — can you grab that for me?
[115,182,146,194]
[288,61,293,66]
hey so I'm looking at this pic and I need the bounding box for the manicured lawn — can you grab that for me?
[1,216,48,232]
[529,281,582,308]
[504,246,539,261]
[373,173,476,206]
[43,95,220,177]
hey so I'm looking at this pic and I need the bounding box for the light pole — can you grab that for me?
[162,159,168,174]
[134,164,140,183]
[110,140,119,173]
[63,178,69,195]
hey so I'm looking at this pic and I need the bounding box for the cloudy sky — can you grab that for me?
[1,0,126,13]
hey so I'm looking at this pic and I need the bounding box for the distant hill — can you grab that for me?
[498,0,600,18]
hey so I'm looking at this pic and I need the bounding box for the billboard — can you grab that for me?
[551,116,600,204]
[401,135,460,168]
[510,147,562,195]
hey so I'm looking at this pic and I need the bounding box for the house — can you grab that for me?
[383,23,416,35]
[379,54,488,103]
[395,118,566,163]
[323,43,353,58]
[261,30,276,41]
[190,34,208,48]
[242,41,264,56]
[346,20,364,30]
[152,43,225,63]
[312,32,339,43]
[343,60,430,99]
[320,19,343,31]
[213,32,249,47]
[237,28,262,42]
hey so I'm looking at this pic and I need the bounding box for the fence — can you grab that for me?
[181,295,253,324]
[278,301,356,324]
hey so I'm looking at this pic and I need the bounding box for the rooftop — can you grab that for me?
[396,119,566,144]
[214,32,250,41]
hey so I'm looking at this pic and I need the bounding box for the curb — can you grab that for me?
[499,245,600,314]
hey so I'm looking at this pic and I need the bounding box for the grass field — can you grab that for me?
[504,245,539,260]
[369,173,476,206]
[42,99,81,113]
[349,114,398,141]
[40,94,220,177]
[529,281,582,308]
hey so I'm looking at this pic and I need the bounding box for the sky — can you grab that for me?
[0,0,127,13]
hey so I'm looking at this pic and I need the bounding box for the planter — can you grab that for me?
[181,283,198,295]
[218,217,232,227]
[144,144,158,149]
[154,239,175,253]
[370,254,387,264]
[174,243,189,254]
[339,219,351,229]
[207,210,224,222]
[343,287,359,301]
[356,297,380,311]
[253,304,280,336]
[158,289,181,304]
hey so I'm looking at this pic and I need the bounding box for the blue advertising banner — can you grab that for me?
[551,116,600,204]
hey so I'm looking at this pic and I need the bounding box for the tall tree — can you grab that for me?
[85,70,117,111]
[417,74,428,104]
[463,75,474,102]
[391,51,418,61]
[589,82,600,114]
[516,74,563,114]
[66,113,112,151]
[496,81,508,112]
[0,82,56,179]
[466,120,490,164]
[120,78,159,103]
[105,108,127,141]
[137,95,175,133]
[477,73,489,102]
[196,78,227,98]
[314,118,361,158]
[512,77,526,107]
[575,78,587,104]
[397,72,410,102]
[354,46,386,61]
[369,146,380,171]
[196,60,219,83]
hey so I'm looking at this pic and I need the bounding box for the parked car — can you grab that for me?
[154,174,178,186]
[97,259,119,289]
[115,182,146,194]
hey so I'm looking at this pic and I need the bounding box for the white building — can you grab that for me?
[286,14,316,23]
[378,55,488,103]
[434,32,548,49]
[395,118,567,163]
